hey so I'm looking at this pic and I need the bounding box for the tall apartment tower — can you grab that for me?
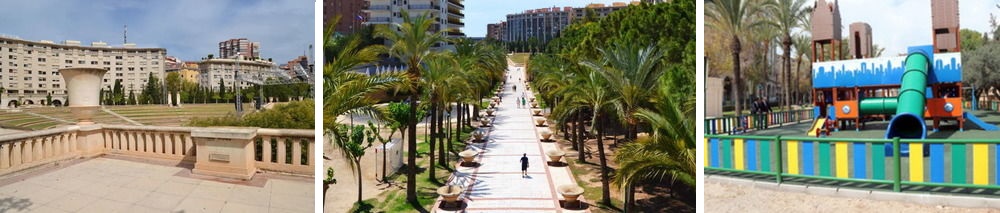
[501,2,638,43]
[0,36,166,106]
[364,0,466,43]
[218,38,260,59]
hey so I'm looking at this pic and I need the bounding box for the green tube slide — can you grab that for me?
[885,52,929,140]
[859,97,898,115]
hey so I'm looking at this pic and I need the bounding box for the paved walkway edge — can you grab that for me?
[706,174,1000,209]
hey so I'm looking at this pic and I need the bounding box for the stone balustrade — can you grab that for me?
[0,125,315,178]
[0,126,81,176]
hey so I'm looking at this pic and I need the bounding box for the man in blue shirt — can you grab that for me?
[520,153,529,177]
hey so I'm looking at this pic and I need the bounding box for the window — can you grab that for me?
[78,60,84,64]
[37,58,45,62]
[65,60,72,64]
[103,61,110,65]
[115,56,123,60]
[53,84,60,88]
[90,61,97,65]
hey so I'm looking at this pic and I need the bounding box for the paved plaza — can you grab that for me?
[0,157,313,213]
[434,61,588,212]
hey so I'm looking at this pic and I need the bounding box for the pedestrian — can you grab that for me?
[513,85,517,92]
[520,153,529,177]
[521,96,527,109]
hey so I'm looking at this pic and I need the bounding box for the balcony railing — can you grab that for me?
[408,4,439,10]
[366,17,391,23]
[367,5,391,10]
[0,124,315,177]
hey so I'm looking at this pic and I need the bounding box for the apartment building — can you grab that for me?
[197,57,279,91]
[324,0,368,34]
[0,36,165,106]
[218,38,260,59]
[486,22,505,40]
[497,1,639,43]
[364,0,466,42]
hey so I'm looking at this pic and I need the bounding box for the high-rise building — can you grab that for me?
[486,22,505,40]
[364,0,466,43]
[218,38,260,59]
[324,0,369,34]
[0,36,165,106]
[501,1,639,43]
[197,57,279,90]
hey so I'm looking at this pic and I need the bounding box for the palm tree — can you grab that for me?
[563,64,618,205]
[707,0,766,117]
[765,0,809,112]
[584,42,664,142]
[614,73,695,211]
[323,16,407,208]
[374,10,449,205]
[792,33,811,105]
[421,54,465,181]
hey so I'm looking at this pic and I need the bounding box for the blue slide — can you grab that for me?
[963,112,999,131]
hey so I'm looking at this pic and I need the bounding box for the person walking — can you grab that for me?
[520,153,529,177]
[513,85,517,92]
[521,96,527,109]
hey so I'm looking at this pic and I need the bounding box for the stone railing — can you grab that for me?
[255,128,314,175]
[0,126,81,176]
[102,125,196,161]
[0,124,315,179]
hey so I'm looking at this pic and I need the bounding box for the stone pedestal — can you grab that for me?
[191,128,258,180]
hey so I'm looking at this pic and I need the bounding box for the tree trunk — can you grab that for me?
[577,112,586,163]
[732,35,744,117]
[428,101,437,182]
[596,116,611,205]
[795,54,802,105]
[783,35,793,112]
[382,142,387,183]
[356,159,363,203]
[406,96,418,204]
[437,103,446,167]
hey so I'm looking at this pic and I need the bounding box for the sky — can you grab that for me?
[0,0,313,63]
[462,0,637,37]
[834,0,994,55]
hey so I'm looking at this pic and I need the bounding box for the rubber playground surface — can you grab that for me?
[742,110,1000,140]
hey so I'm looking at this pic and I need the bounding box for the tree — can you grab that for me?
[583,42,664,142]
[707,0,766,117]
[127,90,136,105]
[166,72,182,105]
[375,9,449,206]
[140,73,163,104]
[792,33,812,104]
[961,29,985,52]
[112,79,124,105]
[561,65,618,205]
[963,42,1000,101]
[614,74,695,211]
[217,79,226,103]
[765,0,809,112]
[46,93,52,106]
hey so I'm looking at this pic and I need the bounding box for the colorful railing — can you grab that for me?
[705,134,1000,192]
[704,109,814,135]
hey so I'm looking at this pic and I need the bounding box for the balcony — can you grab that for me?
[448,0,464,9]
[366,4,391,11]
[408,4,439,10]
[365,17,392,24]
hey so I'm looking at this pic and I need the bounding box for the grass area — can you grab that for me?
[509,53,531,65]
[351,124,476,212]
[566,158,624,212]
[0,103,243,130]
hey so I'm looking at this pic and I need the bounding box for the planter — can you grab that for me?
[530,97,535,102]
[459,150,478,166]
[535,118,547,126]
[437,185,464,206]
[557,184,585,208]
[532,109,542,116]
[480,119,491,126]
[539,129,553,141]
[546,149,565,163]
[486,109,495,116]
[490,102,496,108]
[472,131,484,141]
[61,67,108,125]
[530,102,538,108]
[638,132,650,141]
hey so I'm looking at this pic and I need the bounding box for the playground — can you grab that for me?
[705,0,1000,209]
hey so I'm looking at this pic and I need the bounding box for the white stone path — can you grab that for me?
[434,61,589,213]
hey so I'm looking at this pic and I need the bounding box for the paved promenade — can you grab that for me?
[435,61,588,212]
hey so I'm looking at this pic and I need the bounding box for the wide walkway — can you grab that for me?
[434,60,588,212]
[0,157,313,213]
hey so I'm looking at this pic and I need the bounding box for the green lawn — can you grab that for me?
[509,53,531,65]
